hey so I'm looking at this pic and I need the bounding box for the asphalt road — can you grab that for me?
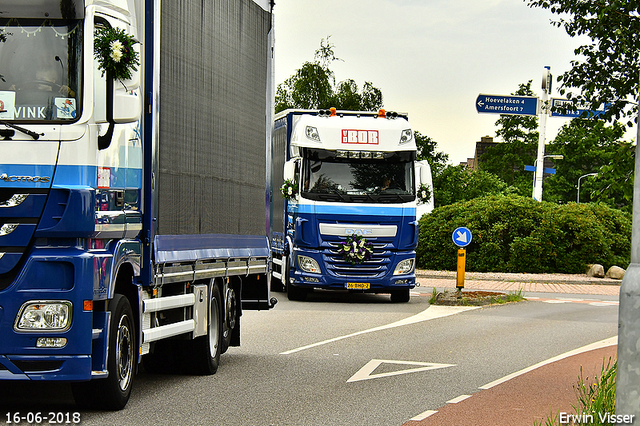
[0,288,618,426]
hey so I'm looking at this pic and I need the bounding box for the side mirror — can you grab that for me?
[283,159,297,182]
[113,88,142,123]
[415,160,434,217]
[417,160,432,187]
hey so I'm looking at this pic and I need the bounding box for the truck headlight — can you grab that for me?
[298,255,321,273]
[14,301,72,332]
[394,259,415,275]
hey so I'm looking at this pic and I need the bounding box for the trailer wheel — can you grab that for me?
[192,282,222,375]
[390,289,411,303]
[72,294,135,410]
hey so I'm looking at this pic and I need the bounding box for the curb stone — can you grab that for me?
[416,269,621,286]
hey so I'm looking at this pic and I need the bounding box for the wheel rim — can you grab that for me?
[209,295,220,358]
[116,315,133,391]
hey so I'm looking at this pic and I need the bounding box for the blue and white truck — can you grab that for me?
[0,0,275,410]
[270,108,433,302]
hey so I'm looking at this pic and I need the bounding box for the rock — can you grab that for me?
[606,266,626,280]
[586,264,605,278]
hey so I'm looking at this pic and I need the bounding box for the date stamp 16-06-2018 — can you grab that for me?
[5,412,81,425]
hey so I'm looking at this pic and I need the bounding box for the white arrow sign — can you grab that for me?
[455,231,467,244]
[347,359,455,383]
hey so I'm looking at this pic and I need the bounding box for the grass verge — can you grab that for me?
[534,357,617,426]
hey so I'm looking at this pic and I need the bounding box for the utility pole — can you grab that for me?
[616,72,640,416]
[533,66,551,201]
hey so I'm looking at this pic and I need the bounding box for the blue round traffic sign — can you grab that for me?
[452,227,472,248]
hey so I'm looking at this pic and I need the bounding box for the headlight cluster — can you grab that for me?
[14,301,72,332]
[298,255,321,273]
[394,259,415,275]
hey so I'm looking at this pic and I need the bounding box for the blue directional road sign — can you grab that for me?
[476,94,539,116]
[524,165,556,175]
[452,227,473,248]
[550,98,608,118]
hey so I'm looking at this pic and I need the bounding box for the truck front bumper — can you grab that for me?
[0,355,92,381]
[290,248,416,292]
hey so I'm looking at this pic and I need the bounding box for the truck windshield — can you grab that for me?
[301,151,415,204]
[0,18,82,122]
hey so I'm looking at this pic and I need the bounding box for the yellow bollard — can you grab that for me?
[456,249,466,296]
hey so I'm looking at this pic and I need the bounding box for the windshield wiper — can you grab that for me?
[0,120,43,140]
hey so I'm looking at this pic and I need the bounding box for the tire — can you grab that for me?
[287,282,308,301]
[192,282,222,375]
[390,289,411,303]
[72,294,135,410]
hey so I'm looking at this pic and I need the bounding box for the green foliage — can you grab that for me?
[544,119,634,211]
[432,165,510,207]
[536,358,617,426]
[415,131,449,176]
[275,37,383,113]
[527,0,640,125]
[417,195,631,273]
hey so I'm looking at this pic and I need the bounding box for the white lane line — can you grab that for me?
[447,394,472,404]
[410,410,438,421]
[479,336,618,390]
[280,305,479,355]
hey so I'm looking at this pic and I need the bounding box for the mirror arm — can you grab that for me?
[98,71,115,150]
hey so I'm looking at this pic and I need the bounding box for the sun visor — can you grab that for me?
[0,0,85,20]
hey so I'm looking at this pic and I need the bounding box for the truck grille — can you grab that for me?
[324,241,392,278]
[0,189,50,290]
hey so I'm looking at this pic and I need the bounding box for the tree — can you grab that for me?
[275,38,383,113]
[414,131,449,176]
[543,119,634,210]
[527,0,640,125]
[433,165,510,207]
[478,81,539,195]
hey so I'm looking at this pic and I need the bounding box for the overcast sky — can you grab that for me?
[272,0,592,165]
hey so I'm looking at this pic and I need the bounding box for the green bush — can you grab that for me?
[417,195,631,274]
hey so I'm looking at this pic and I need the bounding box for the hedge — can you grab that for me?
[417,195,631,274]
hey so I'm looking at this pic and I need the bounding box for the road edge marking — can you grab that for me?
[479,335,618,390]
[280,305,479,355]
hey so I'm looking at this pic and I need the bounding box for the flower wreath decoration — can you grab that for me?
[280,179,299,201]
[417,183,432,204]
[337,234,374,265]
[94,26,140,82]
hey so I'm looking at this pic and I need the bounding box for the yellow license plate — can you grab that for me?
[346,282,370,290]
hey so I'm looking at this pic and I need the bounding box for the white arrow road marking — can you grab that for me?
[455,231,467,243]
[280,305,479,355]
[347,359,455,383]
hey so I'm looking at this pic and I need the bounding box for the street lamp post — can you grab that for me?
[531,154,564,200]
[576,172,597,203]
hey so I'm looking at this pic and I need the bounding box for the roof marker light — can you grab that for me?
[378,109,386,117]
[330,107,337,116]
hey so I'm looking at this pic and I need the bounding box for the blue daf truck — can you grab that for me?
[270,109,434,302]
[0,0,276,409]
